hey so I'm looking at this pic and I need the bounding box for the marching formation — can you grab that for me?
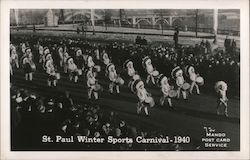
[10,36,232,117]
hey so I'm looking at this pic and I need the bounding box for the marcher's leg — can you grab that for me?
[137,102,142,114]
[10,66,13,75]
[146,75,150,84]
[109,83,113,93]
[167,98,173,107]
[195,83,200,95]
[160,96,165,106]
[74,75,78,83]
[29,73,33,81]
[177,88,181,99]
[88,88,92,99]
[16,61,19,68]
[190,82,195,94]
[224,103,228,117]
[48,79,51,87]
[144,106,149,116]
[116,85,120,94]
[69,74,73,81]
[182,90,187,99]
[53,80,57,86]
[216,102,221,115]
[93,91,98,100]
[151,75,155,84]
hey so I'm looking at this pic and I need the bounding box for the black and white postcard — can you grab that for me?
[1,0,249,160]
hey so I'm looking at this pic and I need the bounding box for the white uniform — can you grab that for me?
[216,83,228,117]
[145,59,156,84]
[10,48,19,69]
[108,69,119,93]
[87,56,95,68]
[136,86,153,116]
[189,72,200,94]
[175,70,187,100]
[103,53,110,65]
[160,77,173,107]
[46,60,58,87]
[87,76,98,100]
[127,64,136,77]
[67,59,79,83]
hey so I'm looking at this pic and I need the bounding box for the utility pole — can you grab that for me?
[213,9,218,37]
[59,9,65,24]
[195,9,198,38]
[91,9,95,35]
[14,9,19,27]
[71,9,74,27]
[161,9,164,35]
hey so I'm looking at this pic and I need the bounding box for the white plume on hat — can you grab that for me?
[215,81,228,92]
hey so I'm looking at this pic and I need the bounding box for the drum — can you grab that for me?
[152,70,159,77]
[196,76,204,86]
[145,97,155,107]
[55,73,60,80]
[116,77,124,86]
[182,83,190,90]
[30,63,36,72]
[93,84,103,92]
[168,90,177,98]
[94,65,101,72]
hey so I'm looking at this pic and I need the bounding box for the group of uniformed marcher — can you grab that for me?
[10,35,237,117]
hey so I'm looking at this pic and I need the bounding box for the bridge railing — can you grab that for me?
[93,23,240,36]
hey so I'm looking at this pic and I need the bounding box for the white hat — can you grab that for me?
[215,81,228,92]
[106,63,115,73]
[130,79,144,93]
[171,66,183,79]
[66,57,74,64]
[156,74,168,87]
[184,65,195,76]
[142,56,151,69]
[45,53,52,60]
[123,59,133,69]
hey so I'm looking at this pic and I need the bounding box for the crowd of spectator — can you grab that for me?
[11,85,194,150]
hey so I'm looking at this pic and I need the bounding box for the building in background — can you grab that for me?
[44,9,58,27]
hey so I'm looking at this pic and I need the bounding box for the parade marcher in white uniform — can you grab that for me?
[67,57,79,83]
[157,74,174,108]
[86,55,95,69]
[171,66,188,100]
[74,48,84,75]
[58,46,64,68]
[22,48,36,81]
[142,56,159,85]
[10,45,19,75]
[94,47,100,61]
[45,53,60,87]
[85,55,101,78]
[21,43,26,55]
[63,52,70,73]
[123,59,136,77]
[215,81,228,117]
[185,65,203,95]
[102,52,111,66]
[86,69,99,100]
[131,79,154,116]
[38,45,44,64]
[42,47,50,69]
[106,63,124,94]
